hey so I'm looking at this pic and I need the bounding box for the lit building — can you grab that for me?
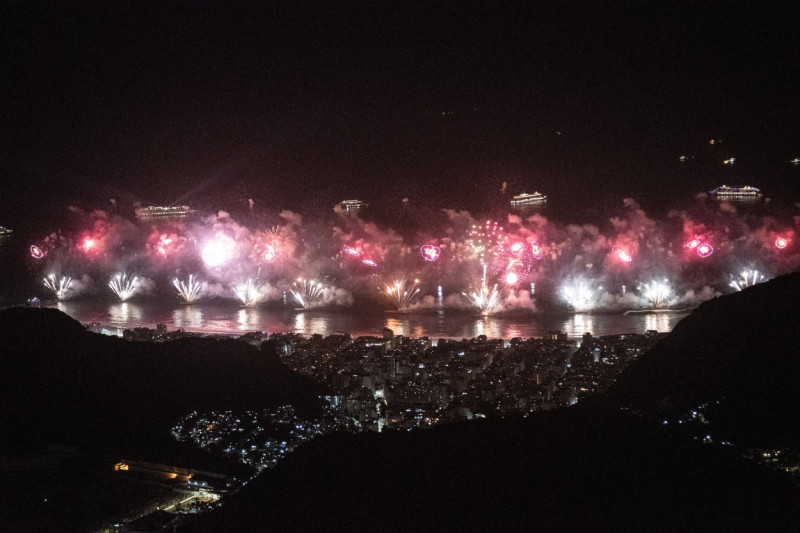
[134,205,195,220]
[337,199,368,213]
[510,192,547,207]
[708,185,763,201]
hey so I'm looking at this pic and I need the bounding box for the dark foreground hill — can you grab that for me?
[0,307,325,455]
[187,273,800,532]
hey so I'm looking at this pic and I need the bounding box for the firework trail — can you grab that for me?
[729,269,765,291]
[109,272,138,301]
[290,278,326,308]
[639,280,673,308]
[233,278,262,307]
[44,274,73,300]
[173,275,203,303]
[380,277,422,311]
[561,280,596,312]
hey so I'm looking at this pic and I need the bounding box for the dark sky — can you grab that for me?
[2,1,799,221]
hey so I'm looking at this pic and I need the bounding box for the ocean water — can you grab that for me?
[48,299,689,340]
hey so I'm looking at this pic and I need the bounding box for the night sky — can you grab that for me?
[2,2,799,225]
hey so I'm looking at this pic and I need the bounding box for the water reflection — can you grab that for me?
[644,312,672,333]
[173,306,204,329]
[568,314,595,337]
[109,302,143,325]
[237,308,262,331]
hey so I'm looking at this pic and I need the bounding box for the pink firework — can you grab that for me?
[344,247,361,257]
[685,239,701,249]
[30,245,45,259]
[505,271,519,285]
[696,243,714,258]
[361,259,378,267]
[263,244,277,263]
[201,234,236,267]
[614,247,633,263]
[420,244,441,262]
[509,241,524,254]
[775,237,788,249]
[157,235,173,257]
[531,242,544,260]
[81,236,98,253]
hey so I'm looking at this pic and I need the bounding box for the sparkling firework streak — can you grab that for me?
[290,278,326,308]
[262,244,276,263]
[463,282,501,315]
[615,247,633,263]
[344,247,361,257]
[172,275,203,303]
[561,280,596,312]
[775,237,788,249]
[380,278,422,311]
[729,269,765,291]
[420,244,441,262]
[30,245,45,259]
[639,280,673,308]
[468,220,506,264]
[232,278,262,307]
[43,274,72,300]
[362,259,377,267]
[109,272,138,301]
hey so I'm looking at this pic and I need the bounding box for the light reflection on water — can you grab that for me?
[48,300,691,339]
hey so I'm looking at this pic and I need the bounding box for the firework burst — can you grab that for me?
[232,278,262,307]
[463,282,501,315]
[380,277,422,311]
[729,269,765,291]
[109,272,138,301]
[639,280,673,308]
[173,275,204,303]
[290,278,326,308]
[44,273,73,300]
[561,280,596,312]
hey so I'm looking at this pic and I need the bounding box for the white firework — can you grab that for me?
[729,269,765,292]
[109,272,138,301]
[380,278,422,311]
[290,278,326,308]
[44,274,73,300]
[233,278,262,307]
[639,280,673,308]
[561,280,596,312]
[463,283,501,315]
[173,275,203,304]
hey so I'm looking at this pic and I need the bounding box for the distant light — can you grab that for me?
[505,271,519,285]
[723,157,735,165]
[775,237,788,249]
[30,245,45,259]
[201,235,236,267]
[420,244,441,262]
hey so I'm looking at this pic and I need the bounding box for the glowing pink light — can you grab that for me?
[775,237,788,249]
[263,244,276,263]
[696,243,714,258]
[81,237,97,253]
[361,259,377,267]
[30,245,45,259]
[420,244,441,262]
[201,235,236,267]
[344,247,361,257]
[157,235,173,257]
[615,248,633,263]
[685,239,700,249]
[531,242,544,260]
[509,242,524,254]
[505,271,519,285]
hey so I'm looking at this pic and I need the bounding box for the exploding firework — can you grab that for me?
[344,247,361,257]
[380,278,422,311]
[30,245,45,259]
[173,275,203,303]
[263,244,276,263]
[696,243,714,258]
[420,244,441,262]
[614,247,633,263]
[639,280,673,308]
[44,274,72,300]
[561,280,596,312]
[775,237,788,249]
[232,278,262,307]
[729,269,765,291]
[109,272,138,301]
[505,271,519,285]
[509,241,525,254]
[362,259,378,267]
[685,239,701,250]
[468,220,506,264]
[531,242,544,260]
[156,235,174,257]
[463,282,501,315]
[81,237,98,254]
[201,234,236,267]
[290,278,326,308]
